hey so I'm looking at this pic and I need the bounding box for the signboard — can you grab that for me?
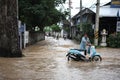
[20,25,24,32]
[116,21,120,32]
[111,0,120,8]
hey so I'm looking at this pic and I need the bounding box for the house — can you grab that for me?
[71,8,95,39]
[61,20,70,38]
[90,2,120,34]
[71,2,120,39]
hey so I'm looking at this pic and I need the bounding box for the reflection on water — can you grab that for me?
[0,37,120,80]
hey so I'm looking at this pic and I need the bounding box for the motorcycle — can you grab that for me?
[66,46,102,62]
[63,34,67,40]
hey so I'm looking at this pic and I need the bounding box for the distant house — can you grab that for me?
[61,20,70,38]
[90,2,120,34]
[71,2,120,38]
[72,8,95,24]
[71,8,95,39]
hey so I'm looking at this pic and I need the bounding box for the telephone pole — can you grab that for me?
[68,0,72,23]
[68,0,72,38]
[94,0,100,46]
[80,0,82,11]
[80,0,82,29]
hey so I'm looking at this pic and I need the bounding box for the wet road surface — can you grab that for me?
[0,37,120,80]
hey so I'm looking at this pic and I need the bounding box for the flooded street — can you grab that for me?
[0,37,120,80]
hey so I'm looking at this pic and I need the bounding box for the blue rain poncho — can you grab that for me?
[80,36,90,50]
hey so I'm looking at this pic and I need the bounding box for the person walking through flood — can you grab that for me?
[80,33,90,55]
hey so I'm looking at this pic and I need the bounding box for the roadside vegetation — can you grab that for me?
[107,33,120,48]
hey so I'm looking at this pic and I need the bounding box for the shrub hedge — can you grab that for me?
[107,33,120,48]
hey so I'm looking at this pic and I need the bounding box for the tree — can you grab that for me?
[0,0,22,57]
[51,24,61,32]
[44,26,52,32]
[18,0,66,31]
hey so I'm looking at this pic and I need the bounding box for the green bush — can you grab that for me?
[107,33,120,48]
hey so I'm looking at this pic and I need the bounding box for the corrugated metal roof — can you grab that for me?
[90,5,120,17]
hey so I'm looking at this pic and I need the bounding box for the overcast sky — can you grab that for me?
[64,0,111,16]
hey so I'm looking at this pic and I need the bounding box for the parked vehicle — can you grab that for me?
[63,34,67,40]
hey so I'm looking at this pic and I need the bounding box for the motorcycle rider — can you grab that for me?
[80,33,90,55]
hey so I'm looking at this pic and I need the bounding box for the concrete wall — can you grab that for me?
[28,31,45,45]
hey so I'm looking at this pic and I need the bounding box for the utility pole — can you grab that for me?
[68,0,72,23]
[68,0,72,38]
[80,0,82,11]
[80,0,82,32]
[94,0,100,46]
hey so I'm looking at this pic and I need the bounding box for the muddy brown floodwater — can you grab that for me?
[0,37,120,80]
